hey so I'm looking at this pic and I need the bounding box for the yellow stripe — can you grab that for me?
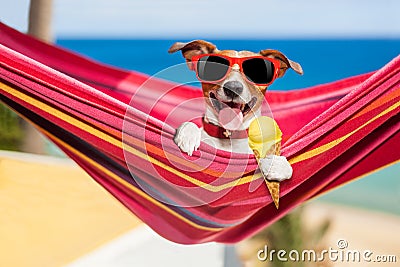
[289,100,400,164]
[1,82,258,192]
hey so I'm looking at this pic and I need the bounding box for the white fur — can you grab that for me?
[215,69,252,105]
[173,122,201,156]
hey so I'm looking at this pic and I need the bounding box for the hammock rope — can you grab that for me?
[0,22,399,244]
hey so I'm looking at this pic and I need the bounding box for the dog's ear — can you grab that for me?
[168,40,218,70]
[259,49,303,77]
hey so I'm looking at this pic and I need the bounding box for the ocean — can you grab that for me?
[56,39,400,214]
[56,39,400,90]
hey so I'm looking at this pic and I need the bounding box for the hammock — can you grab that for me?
[0,22,399,244]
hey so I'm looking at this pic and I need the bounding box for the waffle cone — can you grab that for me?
[265,180,280,209]
[254,142,282,209]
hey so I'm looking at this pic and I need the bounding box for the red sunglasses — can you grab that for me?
[191,54,280,86]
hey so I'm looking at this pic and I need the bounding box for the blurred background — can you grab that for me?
[1,1,399,267]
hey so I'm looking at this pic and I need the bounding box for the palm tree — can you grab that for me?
[28,0,54,42]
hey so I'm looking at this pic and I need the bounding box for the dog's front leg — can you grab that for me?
[174,122,202,156]
[259,155,293,182]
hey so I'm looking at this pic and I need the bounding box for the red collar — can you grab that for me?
[202,117,248,139]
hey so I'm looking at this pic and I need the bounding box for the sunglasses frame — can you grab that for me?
[191,54,281,86]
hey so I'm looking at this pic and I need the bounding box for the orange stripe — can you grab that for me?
[349,88,400,121]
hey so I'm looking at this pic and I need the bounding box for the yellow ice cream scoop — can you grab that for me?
[248,116,283,209]
[248,116,282,158]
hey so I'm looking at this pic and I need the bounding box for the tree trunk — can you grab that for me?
[28,0,54,42]
[23,0,54,154]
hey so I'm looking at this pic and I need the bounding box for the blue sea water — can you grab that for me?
[57,39,400,90]
[56,39,400,214]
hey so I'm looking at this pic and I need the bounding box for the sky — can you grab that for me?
[2,0,400,38]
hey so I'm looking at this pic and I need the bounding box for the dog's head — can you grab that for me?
[169,40,303,129]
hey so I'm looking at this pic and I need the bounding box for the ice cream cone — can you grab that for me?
[248,117,282,209]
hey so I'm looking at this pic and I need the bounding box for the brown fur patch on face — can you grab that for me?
[259,49,303,77]
[202,83,220,110]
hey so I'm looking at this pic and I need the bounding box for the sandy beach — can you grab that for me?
[1,151,399,267]
[301,202,400,266]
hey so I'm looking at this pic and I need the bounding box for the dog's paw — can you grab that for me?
[259,155,293,182]
[174,122,201,156]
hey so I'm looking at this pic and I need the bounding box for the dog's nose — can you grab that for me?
[223,81,243,98]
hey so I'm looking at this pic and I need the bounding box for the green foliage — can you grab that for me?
[0,103,23,150]
[246,206,331,267]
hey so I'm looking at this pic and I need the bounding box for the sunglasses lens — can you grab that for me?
[242,58,275,85]
[197,56,230,82]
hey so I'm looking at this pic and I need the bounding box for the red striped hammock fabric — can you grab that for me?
[0,23,399,244]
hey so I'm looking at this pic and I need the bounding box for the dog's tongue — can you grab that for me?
[218,107,243,131]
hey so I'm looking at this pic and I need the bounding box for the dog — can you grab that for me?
[168,40,303,181]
